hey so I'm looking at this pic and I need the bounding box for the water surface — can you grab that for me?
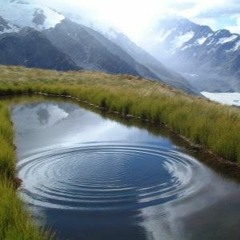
[12,101,240,240]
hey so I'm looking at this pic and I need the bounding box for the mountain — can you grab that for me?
[140,17,240,92]
[103,28,194,92]
[141,18,213,67]
[0,0,65,31]
[0,15,20,33]
[0,0,195,93]
[43,19,154,77]
[0,0,78,70]
[0,0,158,77]
[0,27,78,70]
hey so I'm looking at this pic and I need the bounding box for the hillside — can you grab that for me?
[0,28,78,71]
[0,65,239,163]
[0,0,195,94]
[43,20,148,77]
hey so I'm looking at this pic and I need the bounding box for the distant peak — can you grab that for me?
[156,16,213,34]
[159,17,196,27]
[0,1,65,31]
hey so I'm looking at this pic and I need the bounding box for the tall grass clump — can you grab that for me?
[0,103,15,179]
[0,178,51,240]
[0,100,52,240]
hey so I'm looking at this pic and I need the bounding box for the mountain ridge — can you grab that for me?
[0,27,79,70]
[0,0,195,93]
[140,17,240,92]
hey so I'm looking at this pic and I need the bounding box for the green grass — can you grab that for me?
[0,99,52,240]
[0,178,52,240]
[0,65,239,162]
[0,103,15,179]
[0,65,240,239]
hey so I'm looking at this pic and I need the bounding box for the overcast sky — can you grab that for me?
[33,0,240,40]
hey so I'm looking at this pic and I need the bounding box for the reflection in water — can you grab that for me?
[37,108,50,125]
[12,101,240,240]
[18,143,205,211]
[13,102,71,129]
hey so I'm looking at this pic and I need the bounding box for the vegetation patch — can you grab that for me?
[0,65,240,239]
[1,65,239,162]
[0,99,52,240]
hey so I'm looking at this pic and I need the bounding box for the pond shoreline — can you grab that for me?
[0,98,53,239]
[11,99,240,240]
[2,91,240,178]
[0,65,240,239]
[32,91,240,178]
[0,92,240,240]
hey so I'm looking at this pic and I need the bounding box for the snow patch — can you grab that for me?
[181,44,193,51]
[217,35,238,44]
[156,29,174,43]
[173,31,194,49]
[201,92,240,107]
[206,38,215,46]
[0,22,20,33]
[197,37,207,45]
[0,1,65,30]
[183,72,199,77]
[227,40,240,52]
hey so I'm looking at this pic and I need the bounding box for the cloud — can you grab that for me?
[27,0,240,37]
[184,1,240,34]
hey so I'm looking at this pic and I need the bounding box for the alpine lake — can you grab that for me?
[10,97,240,240]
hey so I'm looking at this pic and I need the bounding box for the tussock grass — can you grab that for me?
[0,65,240,239]
[0,103,15,179]
[0,65,239,162]
[0,178,51,240]
[0,99,52,240]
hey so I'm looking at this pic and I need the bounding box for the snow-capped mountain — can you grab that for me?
[0,0,195,93]
[0,15,20,33]
[0,0,77,71]
[51,13,194,92]
[102,28,194,93]
[141,18,213,64]
[140,17,240,92]
[0,0,65,31]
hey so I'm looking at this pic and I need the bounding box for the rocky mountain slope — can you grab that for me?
[43,20,154,77]
[141,17,240,91]
[103,29,193,92]
[0,28,78,70]
[0,0,195,93]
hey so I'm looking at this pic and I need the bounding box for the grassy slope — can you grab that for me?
[0,65,240,239]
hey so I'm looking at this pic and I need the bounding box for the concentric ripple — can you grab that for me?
[17,143,204,211]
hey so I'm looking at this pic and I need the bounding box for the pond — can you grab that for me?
[12,100,240,240]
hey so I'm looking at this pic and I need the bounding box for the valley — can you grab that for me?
[0,1,240,239]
